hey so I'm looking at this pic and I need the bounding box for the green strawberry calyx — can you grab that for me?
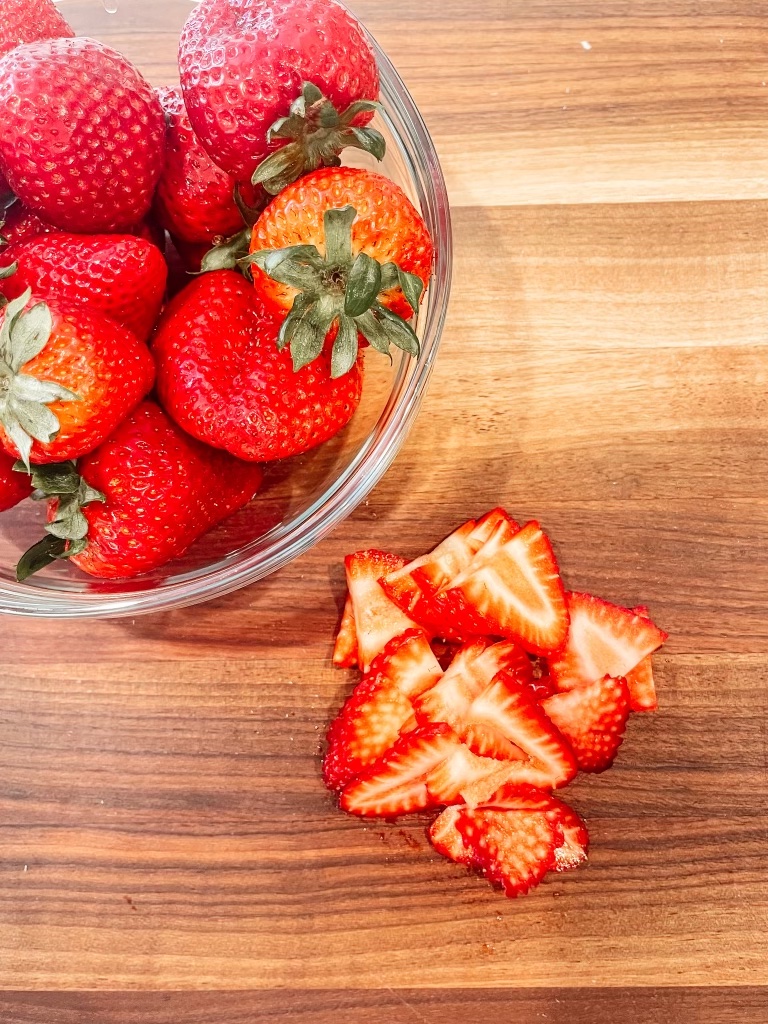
[15,460,105,582]
[0,288,81,471]
[241,204,424,378]
[252,82,386,196]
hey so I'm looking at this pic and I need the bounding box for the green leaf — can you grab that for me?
[374,304,421,358]
[331,315,359,379]
[0,262,17,280]
[0,411,32,471]
[233,185,264,228]
[396,267,424,317]
[379,263,400,291]
[345,252,381,317]
[27,460,80,495]
[338,99,383,126]
[79,481,106,507]
[0,289,31,365]
[16,534,68,582]
[316,98,341,130]
[277,293,313,352]
[345,126,387,162]
[323,206,357,267]
[12,374,79,405]
[252,142,309,194]
[301,81,325,106]
[47,505,89,541]
[200,227,252,274]
[354,309,394,356]
[8,301,53,371]
[268,112,305,142]
[290,293,340,371]
[10,397,60,444]
[246,245,326,292]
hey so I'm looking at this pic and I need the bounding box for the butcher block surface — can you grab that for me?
[1,1,766,1020]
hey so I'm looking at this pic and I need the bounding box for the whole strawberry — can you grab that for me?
[0,289,155,468]
[154,86,262,249]
[0,233,168,342]
[246,167,434,377]
[179,0,381,190]
[0,448,31,512]
[16,402,264,581]
[0,38,166,233]
[152,270,363,461]
[0,0,74,59]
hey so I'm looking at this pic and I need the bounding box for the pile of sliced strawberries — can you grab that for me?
[324,509,668,898]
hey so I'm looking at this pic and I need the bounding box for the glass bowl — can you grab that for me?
[0,0,452,618]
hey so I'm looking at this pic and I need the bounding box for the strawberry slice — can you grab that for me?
[429,785,588,880]
[414,640,531,752]
[323,630,442,790]
[425,742,527,806]
[625,655,657,712]
[464,677,578,789]
[332,593,358,668]
[547,592,667,692]
[345,550,427,672]
[429,806,470,864]
[527,673,557,702]
[456,807,558,898]
[444,521,569,656]
[340,723,460,817]
[541,674,631,773]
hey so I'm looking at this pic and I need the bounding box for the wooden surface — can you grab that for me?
[2,0,767,1019]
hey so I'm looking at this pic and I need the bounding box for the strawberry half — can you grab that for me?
[345,550,427,672]
[340,723,460,817]
[332,593,358,669]
[547,592,667,692]
[541,675,631,773]
[324,630,441,791]
[444,521,569,656]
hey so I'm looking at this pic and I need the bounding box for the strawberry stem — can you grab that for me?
[252,82,386,196]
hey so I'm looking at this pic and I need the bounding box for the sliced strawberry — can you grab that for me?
[466,507,521,549]
[414,640,530,748]
[380,565,477,642]
[526,673,557,702]
[381,628,443,698]
[345,550,427,672]
[547,592,668,692]
[625,655,658,712]
[406,517,481,595]
[425,742,527,806]
[464,677,578,788]
[332,593,358,668]
[431,638,463,670]
[444,522,569,656]
[553,803,589,871]
[541,674,630,773]
[429,806,470,864]
[340,723,460,817]
[456,806,558,898]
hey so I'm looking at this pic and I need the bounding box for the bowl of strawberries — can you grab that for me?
[0,0,451,617]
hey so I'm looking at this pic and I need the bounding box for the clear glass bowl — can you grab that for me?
[0,1,452,618]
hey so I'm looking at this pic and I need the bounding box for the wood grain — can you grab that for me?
[1,0,767,1015]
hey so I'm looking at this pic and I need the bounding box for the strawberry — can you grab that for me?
[0,37,165,233]
[0,234,167,342]
[0,200,56,248]
[444,521,570,656]
[0,448,31,512]
[429,785,588,889]
[457,806,559,898]
[153,86,264,250]
[0,290,155,469]
[625,656,657,713]
[246,168,434,378]
[0,0,73,58]
[17,401,263,581]
[541,675,631,773]
[461,677,578,790]
[414,639,533,753]
[547,592,668,692]
[152,270,364,463]
[344,550,427,673]
[323,629,441,790]
[178,0,381,188]
[425,742,529,807]
[340,723,460,817]
[332,593,359,669]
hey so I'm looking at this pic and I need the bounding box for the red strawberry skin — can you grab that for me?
[0,301,155,465]
[153,270,364,462]
[0,0,73,59]
[0,201,56,247]
[0,233,167,342]
[0,448,31,512]
[66,402,263,580]
[0,38,165,233]
[153,86,262,247]
[178,0,379,181]
[542,675,631,773]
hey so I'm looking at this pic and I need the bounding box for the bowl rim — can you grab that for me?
[0,36,453,619]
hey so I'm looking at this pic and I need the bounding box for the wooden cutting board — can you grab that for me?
[1,1,767,1020]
